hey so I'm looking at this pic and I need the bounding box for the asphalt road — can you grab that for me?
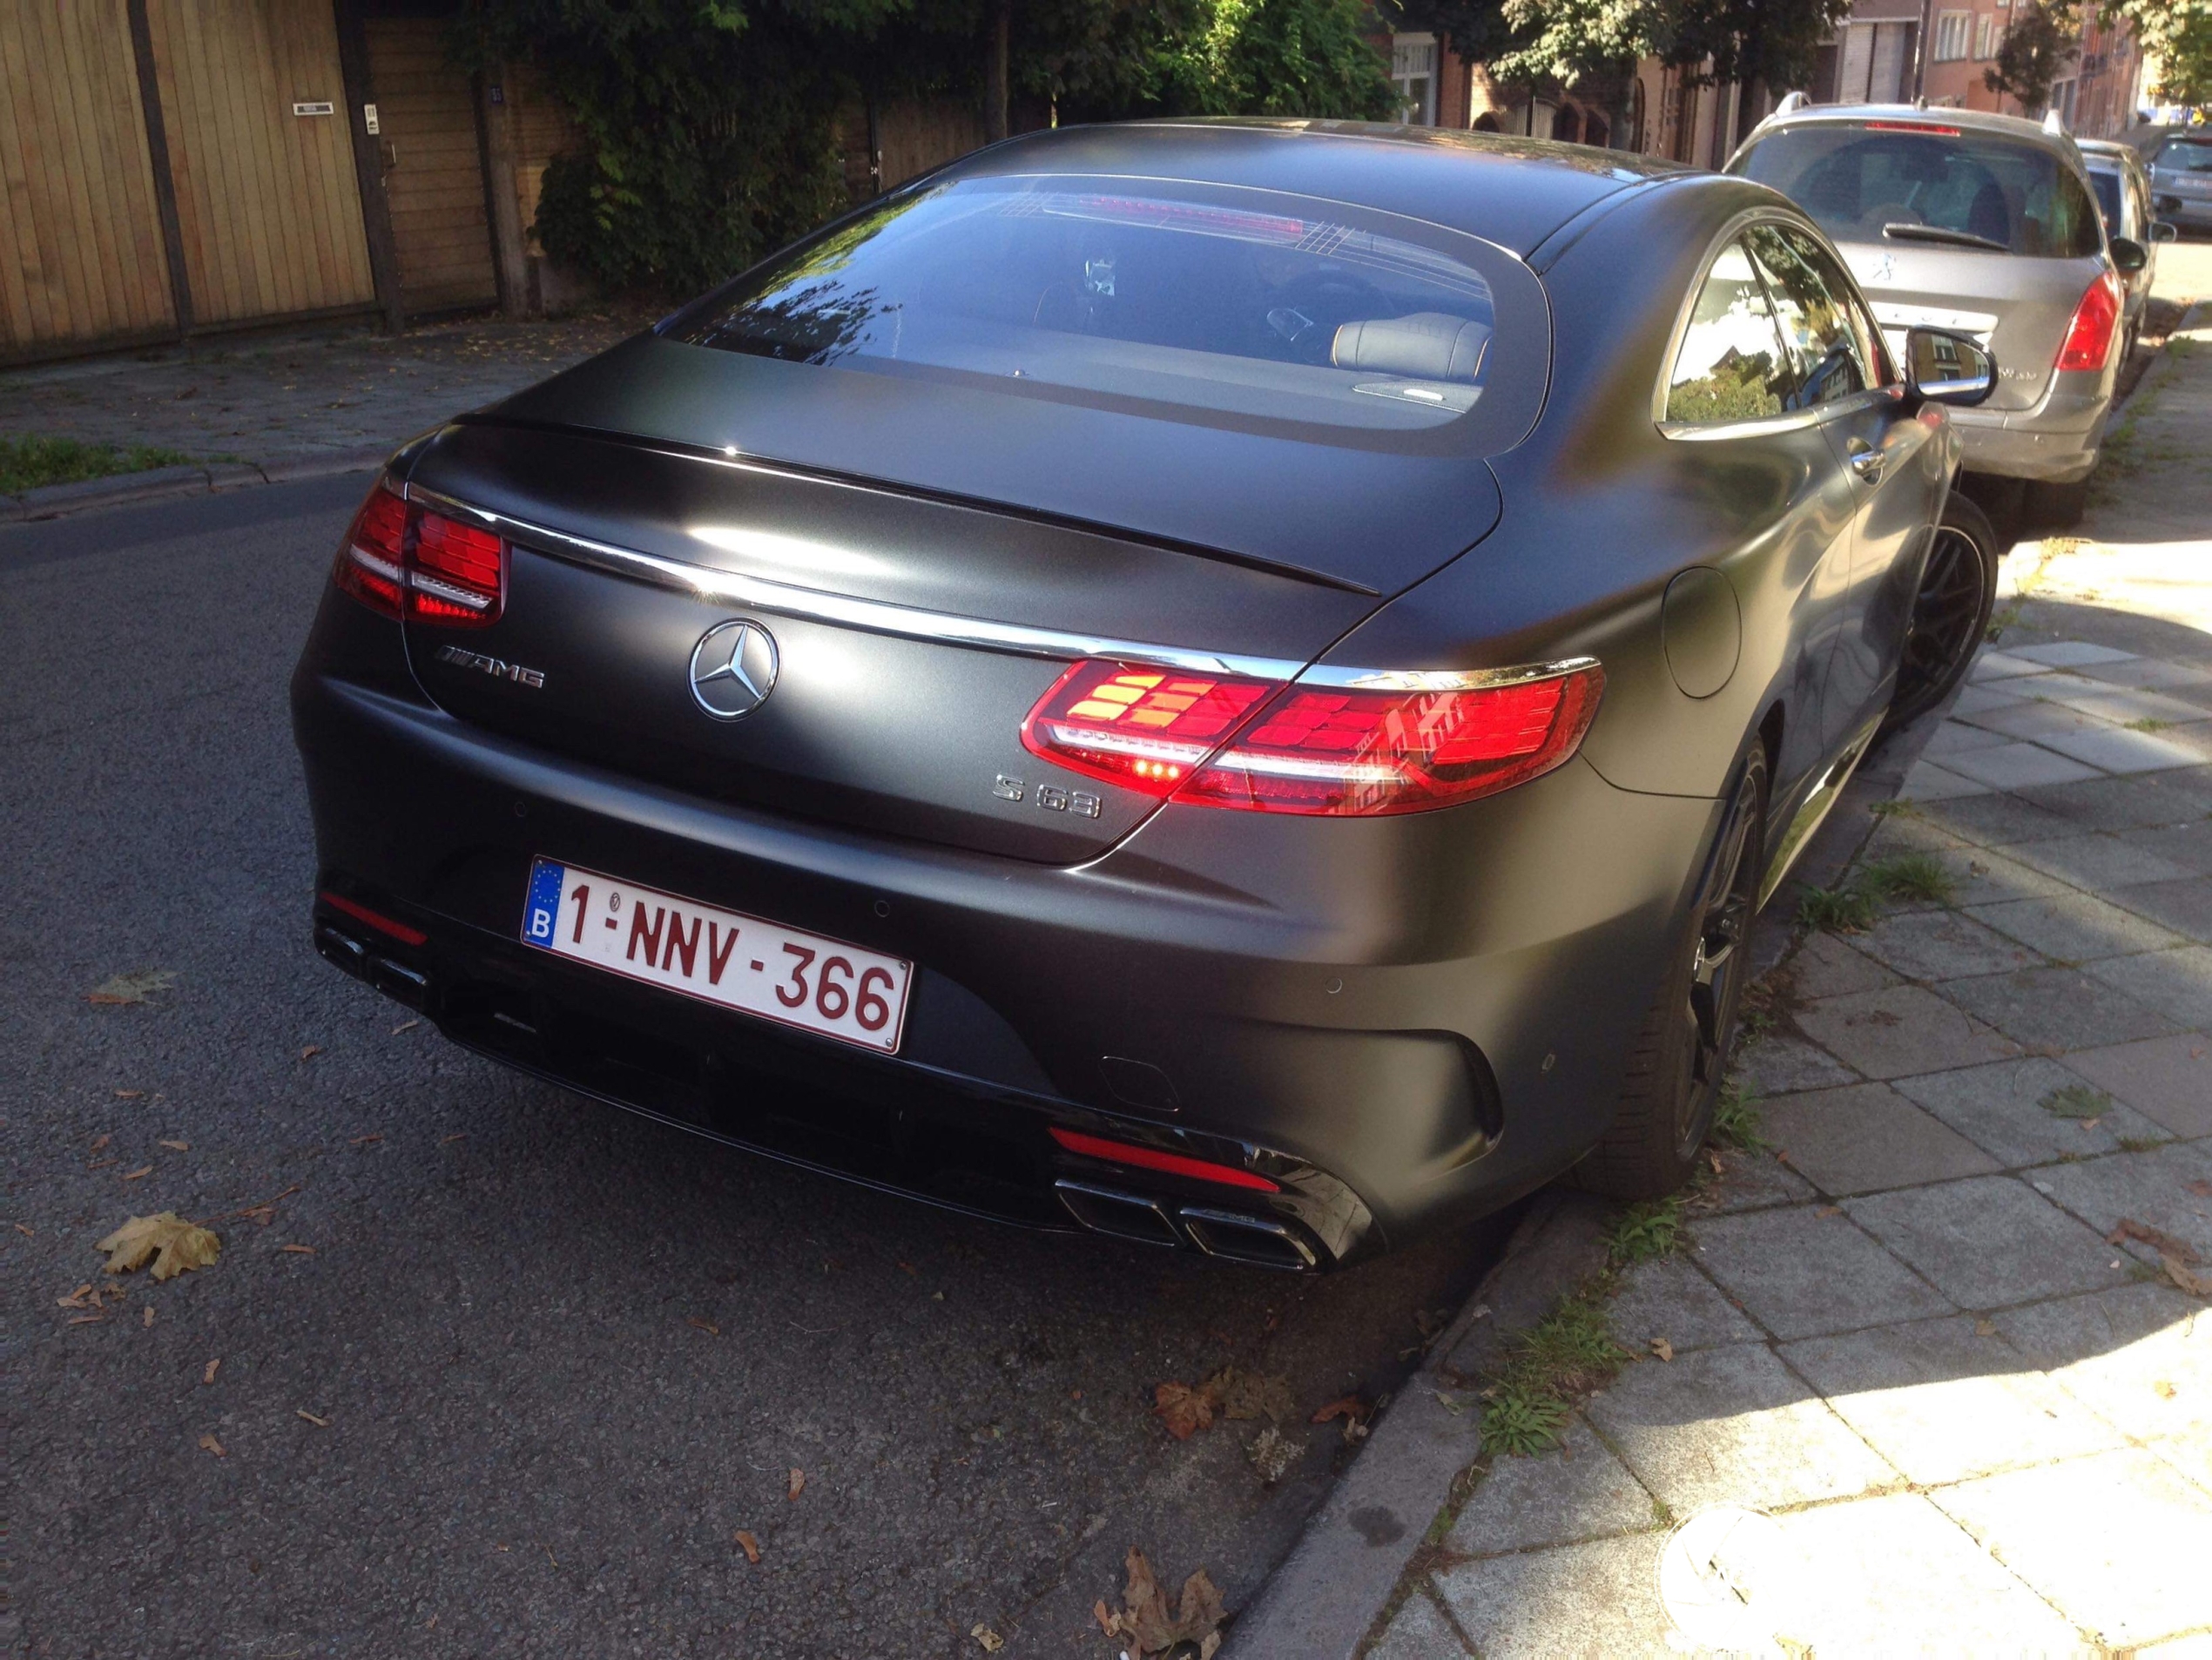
[5,477,1513,1658]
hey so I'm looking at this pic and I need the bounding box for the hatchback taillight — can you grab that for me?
[2057,272,2123,373]
[1021,658,1604,816]
[333,480,504,627]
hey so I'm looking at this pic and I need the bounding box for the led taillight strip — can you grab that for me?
[333,479,503,627]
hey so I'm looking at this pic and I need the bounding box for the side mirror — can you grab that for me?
[1903,327,1997,408]
[2110,236,2148,273]
[2152,220,2180,244]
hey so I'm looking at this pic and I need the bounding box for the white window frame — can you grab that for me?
[1392,33,1438,125]
[1974,13,1997,59]
[1933,10,1973,62]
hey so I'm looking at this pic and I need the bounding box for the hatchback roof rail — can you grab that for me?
[2044,108,2067,135]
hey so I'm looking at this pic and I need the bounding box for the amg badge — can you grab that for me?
[434,643,546,688]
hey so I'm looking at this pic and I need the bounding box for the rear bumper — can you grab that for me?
[1949,373,2113,484]
[293,661,1721,1266]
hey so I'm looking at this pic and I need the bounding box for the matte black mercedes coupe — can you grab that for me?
[293,120,2000,1271]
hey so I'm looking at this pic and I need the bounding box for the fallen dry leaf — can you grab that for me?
[1975,1319,1997,1337]
[787,1468,806,1501]
[2155,1380,2178,1400]
[2109,1218,2200,1263]
[349,1134,383,1147]
[204,1359,220,1386]
[97,1213,219,1281]
[91,1134,111,1152]
[734,1530,761,1564]
[1153,1378,1221,1441]
[225,1183,302,1226]
[158,1139,189,1151]
[114,1090,144,1099]
[280,1244,315,1256]
[1246,1424,1298,1483]
[1649,1337,1675,1362]
[86,1158,119,1171]
[1096,1547,1227,1657]
[299,1045,322,1061]
[970,1624,1004,1653]
[1311,1393,1371,1428]
[124,1166,153,1182]
[199,1434,226,1457]
[15,1222,33,1238]
[686,1315,719,1336]
[2185,1179,2212,1199]
[143,1306,155,1328]
[297,1409,330,1427]
[1706,1147,1725,1175]
[1215,1366,1297,1425]
[2163,1254,2212,1299]
[392,1019,420,1034]
[67,1313,105,1326]
[87,969,180,1005]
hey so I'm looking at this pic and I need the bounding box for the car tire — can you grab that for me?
[1884,492,1999,733]
[1572,741,1768,1201]
[2025,477,2088,531]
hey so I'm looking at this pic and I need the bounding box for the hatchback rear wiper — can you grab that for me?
[1882,223,2010,253]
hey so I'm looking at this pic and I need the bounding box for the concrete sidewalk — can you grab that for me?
[1241,312,2212,1657]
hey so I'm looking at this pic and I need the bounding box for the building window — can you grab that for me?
[1392,34,1437,125]
[1933,10,1973,60]
[1974,13,1997,57]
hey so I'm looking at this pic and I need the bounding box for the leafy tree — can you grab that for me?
[2096,0,2212,111]
[1983,0,2081,114]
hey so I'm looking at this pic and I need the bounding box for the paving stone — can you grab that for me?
[1966,890,2186,962]
[1794,985,2019,1080]
[1773,1492,2091,1654]
[2120,820,2212,877]
[1923,719,2016,757]
[2037,683,2212,725]
[1952,680,2033,715]
[1897,759,1991,801]
[1959,698,2116,740]
[1608,1257,1762,1355]
[1367,1587,1472,1658]
[1445,1417,1655,1558]
[1845,1175,2126,1309]
[2152,1433,2212,1503]
[1689,1206,1952,1338]
[2040,726,2207,775]
[1932,1449,2212,1649]
[1858,813,1974,871]
[2008,641,2139,668]
[2078,658,2212,691]
[2017,773,2212,833]
[1757,1082,2000,1196]
[2062,1033,2212,1136]
[2035,1142,2212,1266]
[1914,789,2084,847]
[1994,1283,2212,1441]
[1583,1343,1898,1513]
[1737,1031,1858,1097]
[1696,1150,1817,1214]
[1970,650,2058,683]
[2006,831,2198,891]
[1940,743,2104,790]
[1920,845,2073,908]
[2084,944,2212,1030]
[1938,965,2178,1051]
[1892,1056,2175,1166]
[2114,876,2212,944]
[1782,931,1898,1000]
[1431,1533,1669,1659]
[1854,909,2043,981]
[1781,1315,2122,1484]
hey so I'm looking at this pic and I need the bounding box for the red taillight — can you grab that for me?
[332,481,504,627]
[318,890,428,946]
[2058,272,2123,373]
[1020,660,1277,793]
[1021,658,1605,815]
[1048,1126,1279,1191]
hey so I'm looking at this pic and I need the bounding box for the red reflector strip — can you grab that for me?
[1049,1127,1279,1192]
[319,890,428,947]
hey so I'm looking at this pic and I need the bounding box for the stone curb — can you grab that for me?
[6,444,390,523]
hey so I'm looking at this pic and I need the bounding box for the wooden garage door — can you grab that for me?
[365,15,494,314]
[142,0,375,327]
[0,0,178,353]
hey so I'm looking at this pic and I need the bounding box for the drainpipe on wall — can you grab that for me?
[1912,0,1935,98]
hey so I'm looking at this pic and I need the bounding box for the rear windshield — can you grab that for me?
[2156,138,2212,173]
[2086,166,2122,233]
[666,176,1531,442]
[1734,126,2101,258]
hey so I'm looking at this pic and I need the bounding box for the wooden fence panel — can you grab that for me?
[364,15,493,313]
[0,0,176,354]
[145,0,374,326]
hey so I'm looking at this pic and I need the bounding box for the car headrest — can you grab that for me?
[1332,313,1491,383]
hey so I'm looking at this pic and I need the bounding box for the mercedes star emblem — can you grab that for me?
[689,619,780,719]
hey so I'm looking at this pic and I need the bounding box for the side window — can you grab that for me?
[1665,239,1799,424]
[1745,225,1874,405]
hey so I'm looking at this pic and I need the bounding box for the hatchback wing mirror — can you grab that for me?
[2152,220,2180,244]
[2109,236,2149,274]
[1903,327,1997,408]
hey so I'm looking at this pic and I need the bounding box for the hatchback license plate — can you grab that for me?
[519,859,911,1053]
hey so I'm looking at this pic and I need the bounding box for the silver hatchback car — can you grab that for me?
[1730,105,2146,520]
[2144,127,2212,234]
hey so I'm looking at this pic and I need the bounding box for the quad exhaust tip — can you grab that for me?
[1054,1180,1321,1271]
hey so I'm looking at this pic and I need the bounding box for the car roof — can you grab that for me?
[943,119,1693,258]
[1739,102,2083,163]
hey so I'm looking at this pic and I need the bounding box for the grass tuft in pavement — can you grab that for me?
[1478,1290,1628,1456]
[1861,851,1958,907]
[0,433,197,495]
[1797,882,1876,933]
[1712,1076,1769,1152]
[1607,1195,1685,1265]
[2040,1083,2112,1120]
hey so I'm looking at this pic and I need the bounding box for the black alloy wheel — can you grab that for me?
[1885,492,1999,732]
[1575,744,1769,1198]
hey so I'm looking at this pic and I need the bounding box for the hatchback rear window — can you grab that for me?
[2086,166,2122,233]
[666,176,1531,442]
[2157,138,2212,174]
[1735,126,2101,257]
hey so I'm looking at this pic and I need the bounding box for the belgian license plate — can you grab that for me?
[519,859,912,1054]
